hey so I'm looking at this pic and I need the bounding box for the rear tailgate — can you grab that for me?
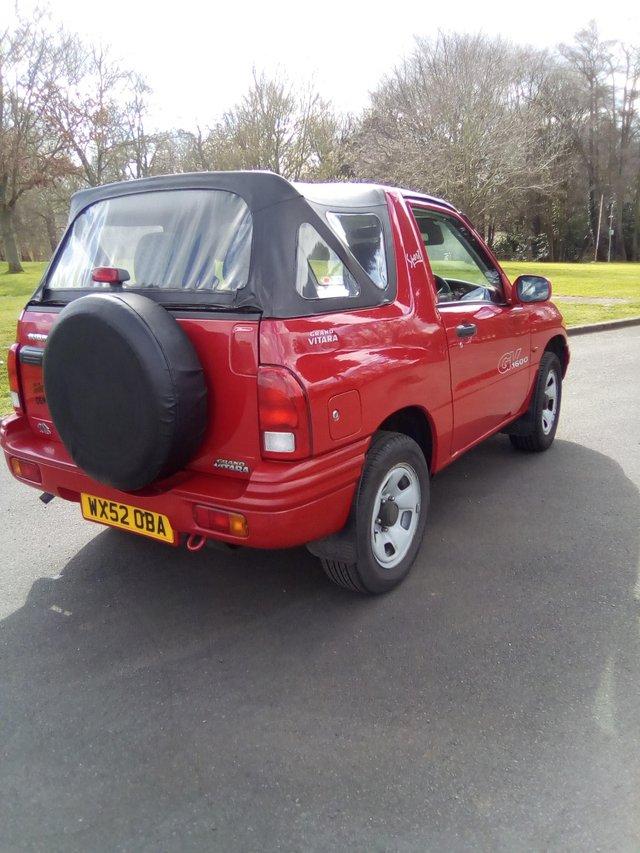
[16,306,262,481]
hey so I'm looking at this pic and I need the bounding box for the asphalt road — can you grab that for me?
[1,327,639,852]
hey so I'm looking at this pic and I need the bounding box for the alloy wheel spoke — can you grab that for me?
[383,525,411,557]
[372,528,392,562]
[370,462,421,568]
[394,480,420,511]
[541,370,558,434]
[382,467,405,497]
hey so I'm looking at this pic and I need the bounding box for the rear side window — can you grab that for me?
[47,189,252,292]
[326,212,387,289]
[296,223,359,300]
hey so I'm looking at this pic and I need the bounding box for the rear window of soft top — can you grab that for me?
[47,189,252,292]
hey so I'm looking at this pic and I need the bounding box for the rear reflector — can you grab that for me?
[193,505,248,538]
[10,457,42,483]
[7,344,22,413]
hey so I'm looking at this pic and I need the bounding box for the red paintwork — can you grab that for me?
[1,189,568,550]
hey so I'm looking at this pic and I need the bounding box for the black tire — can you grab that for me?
[319,431,430,594]
[510,352,562,452]
[44,293,207,491]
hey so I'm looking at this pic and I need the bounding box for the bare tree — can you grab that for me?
[353,33,566,242]
[551,22,640,259]
[558,22,617,256]
[6,16,640,265]
[0,16,74,271]
[188,70,349,181]
[47,43,145,186]
[609,42,640,259]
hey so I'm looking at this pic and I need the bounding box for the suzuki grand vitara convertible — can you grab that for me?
[2,171,569,593]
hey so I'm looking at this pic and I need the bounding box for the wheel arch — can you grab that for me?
[544,334,569,377]
[378,405,435,473]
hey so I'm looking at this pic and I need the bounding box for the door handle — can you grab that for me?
[456,322,477,339]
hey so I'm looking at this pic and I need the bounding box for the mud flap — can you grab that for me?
[305,482,361,563]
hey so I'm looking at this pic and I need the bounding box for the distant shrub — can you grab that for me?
[493,232,550,261]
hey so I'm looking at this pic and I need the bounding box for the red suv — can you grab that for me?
[2,172,569,593]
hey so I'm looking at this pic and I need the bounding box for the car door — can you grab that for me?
[409,204,531,455]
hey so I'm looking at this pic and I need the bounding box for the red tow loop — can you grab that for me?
[186,533,207,552]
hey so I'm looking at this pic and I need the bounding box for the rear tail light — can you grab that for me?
[7,344,22,413]
[193,505,248,537]
[257,366,311,459]
[10,457,42,483]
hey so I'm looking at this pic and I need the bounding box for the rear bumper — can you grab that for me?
[1,414,366,549]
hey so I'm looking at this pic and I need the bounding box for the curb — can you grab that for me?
[567,316,640,337]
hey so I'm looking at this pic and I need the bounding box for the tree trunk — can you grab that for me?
[0,204,24,273]
[546,217,557,261]
[632,174,640,261]
[613,201,627,261]
[44,209,59,255]
[486,218,495,248]
[588,185,599,258]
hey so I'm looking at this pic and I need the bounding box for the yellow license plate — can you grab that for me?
[80,493,175,544]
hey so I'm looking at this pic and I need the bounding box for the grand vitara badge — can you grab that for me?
[214,458,250,474]
[308,329,339,346]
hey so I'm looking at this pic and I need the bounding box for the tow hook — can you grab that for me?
[39,492,55,505]
[186,533,207,552]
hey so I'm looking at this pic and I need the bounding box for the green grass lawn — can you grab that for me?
[1,260,639,416]
[502,261,640,327]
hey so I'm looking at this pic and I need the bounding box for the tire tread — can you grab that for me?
[318,430,429,594]
[320,558,365,593]
[510,352,562,453]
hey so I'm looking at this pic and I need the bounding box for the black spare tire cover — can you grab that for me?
[44,293,208,492]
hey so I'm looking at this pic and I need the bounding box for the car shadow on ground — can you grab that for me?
[1,437,639,851]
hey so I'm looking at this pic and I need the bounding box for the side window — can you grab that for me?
[296,223,359,300]
[326,212,387,289]
[411,208,503,304]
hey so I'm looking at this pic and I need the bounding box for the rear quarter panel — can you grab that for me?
[260,193,454,471]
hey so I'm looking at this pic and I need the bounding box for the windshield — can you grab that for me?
[47,189,252,292]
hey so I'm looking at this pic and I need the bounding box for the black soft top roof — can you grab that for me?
[69,171,458,221]
[49,171,451,317]
[68,171,302,222]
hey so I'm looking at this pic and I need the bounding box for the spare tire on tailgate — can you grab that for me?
[44,293,208,492]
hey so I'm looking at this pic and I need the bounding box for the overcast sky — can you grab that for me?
[8,0,640,127]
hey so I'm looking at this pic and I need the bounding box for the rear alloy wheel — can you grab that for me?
[318,431,430,594]
[370,464,421,569]
[510,351,562,452]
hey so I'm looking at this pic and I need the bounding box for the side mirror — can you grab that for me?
[514,274,551,303]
